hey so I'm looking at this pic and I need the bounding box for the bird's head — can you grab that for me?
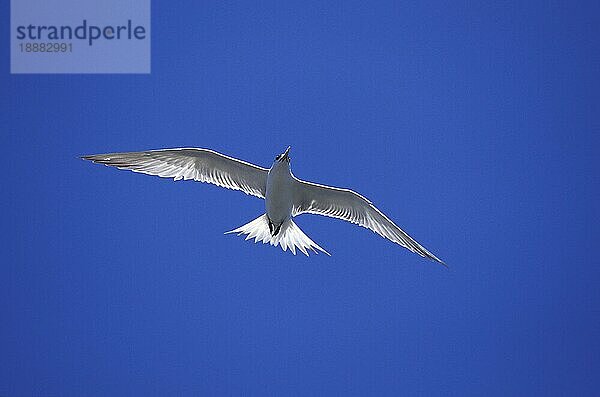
[273,146,291,167]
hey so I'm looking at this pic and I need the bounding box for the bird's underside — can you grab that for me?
[82,147,444,265]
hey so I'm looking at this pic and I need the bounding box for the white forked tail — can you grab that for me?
[225,214,330,256]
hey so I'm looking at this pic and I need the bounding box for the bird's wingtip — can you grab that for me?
[433,257,449,269]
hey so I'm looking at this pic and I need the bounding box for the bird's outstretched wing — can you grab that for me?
[292,178,444,264]
[82,148,268,198]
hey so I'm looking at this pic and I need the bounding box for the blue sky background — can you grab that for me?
[1,1,599,395]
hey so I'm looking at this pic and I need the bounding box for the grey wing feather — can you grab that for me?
[292,178,444,265]
[82,148,268,198]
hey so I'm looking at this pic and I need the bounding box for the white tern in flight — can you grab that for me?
[82,146,444,265]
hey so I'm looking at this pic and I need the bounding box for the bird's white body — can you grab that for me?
[82,146,444,264]
[265,160,294,229]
